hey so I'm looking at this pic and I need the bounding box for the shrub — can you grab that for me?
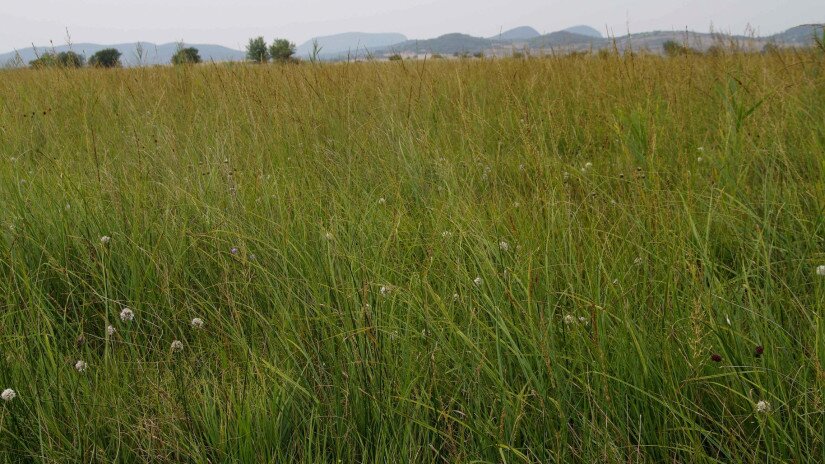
[172,47,202,65]
[269,39,296,62]
[29,53,59,68]
[57,51,85,67]
[89,48,122,68]
[662,40,697,57]
[246,37,269,63]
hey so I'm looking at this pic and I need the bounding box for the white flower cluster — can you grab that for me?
[1,388,16,402]
[755,400,771,414]
[120,308,134,322]
[74,360,87,372]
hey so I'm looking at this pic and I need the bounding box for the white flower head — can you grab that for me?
[378,197,386,205]
[578,316,588,325]
[755,400,771,414]
[441,230,452,238]
[106,325,116,336]
[563,172,570,181]
[100,235,111,245]
[473,276,483,287]
[584,162,593,170]
[452,293,459,301]
[324,232,333,240]
[74,360,87,372]
[697,157,703,162]
[1,388,16,402]
[499,241,510,251]
[170,340,184,352]
[513,201,520,208]
[191,318,204,329]
[119,308,134,322]
[564,314,577,325]
[634,257,643,266]
[697,146,705,152]
[817,265,825,276]
[380,285,391,297]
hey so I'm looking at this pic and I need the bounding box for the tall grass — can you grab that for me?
[0,51,823,462]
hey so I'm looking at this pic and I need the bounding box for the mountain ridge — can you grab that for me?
[2,24,822,66]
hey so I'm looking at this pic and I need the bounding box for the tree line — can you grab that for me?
[25,36,297,69]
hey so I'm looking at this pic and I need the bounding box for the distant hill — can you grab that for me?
[2,24,822,66]
[387,33,493,55]
[564,25,603,38]
[489,26,540,41]
[295,32,407,58]
[768,24,824,45]
[0,42,244,67]
[529,31,604,48]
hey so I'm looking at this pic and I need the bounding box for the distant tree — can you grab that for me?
[473,52,484,59]
[172,46,202,65]
[662,40,696,57]
[706,45,724,57]
[89,48,122,68]
[246,36,269,63]
[269,39,296,62]
[29,52,59,68]
[57,51,85,67]
[430,53,444,60]
[387,54,403,61]
[30,50,85,68]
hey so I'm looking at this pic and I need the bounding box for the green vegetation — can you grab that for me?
[246,36,269,63]
[88,48,122,68]
[29,51,85,68]
[0,50,824,462]
[171,46,202,65]
[268,38,296,62]
[663,39,699,57]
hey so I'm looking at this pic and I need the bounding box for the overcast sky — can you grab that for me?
[2,0,823,52]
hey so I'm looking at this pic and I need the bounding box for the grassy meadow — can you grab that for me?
[0,50,824,462]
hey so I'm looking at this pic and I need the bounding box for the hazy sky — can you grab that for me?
[2,0,822,52]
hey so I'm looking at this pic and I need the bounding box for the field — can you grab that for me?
[0,51,824,462]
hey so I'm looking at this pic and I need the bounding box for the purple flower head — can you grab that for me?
[710,353,722,363]
[754,345,764,358]
[230,247,239,255]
